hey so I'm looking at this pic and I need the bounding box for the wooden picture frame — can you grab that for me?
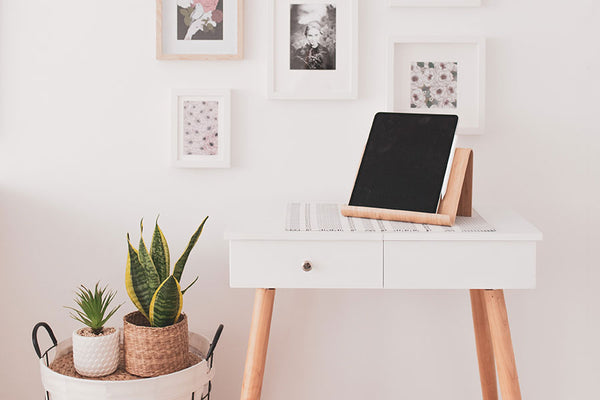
[387,36,486,135]
[157,0,243,60]
[172,89,231,168]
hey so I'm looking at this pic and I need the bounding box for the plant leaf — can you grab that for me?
[138,221,161,291]
[100,302,123,327]
[173,216,208,283]
[66,282,121,333]
[125,233,159,319]
[149,275,183,327]
[181,276,198,295]
[150,216,170,283]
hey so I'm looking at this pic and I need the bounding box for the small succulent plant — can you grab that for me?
[66,283,123,335]
[126,216,207,328]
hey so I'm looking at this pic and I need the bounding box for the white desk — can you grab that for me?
[226,206,542,400]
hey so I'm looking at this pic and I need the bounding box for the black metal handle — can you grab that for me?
[302,261,312,272]
[32,322,57,359]
[205,324,224,361]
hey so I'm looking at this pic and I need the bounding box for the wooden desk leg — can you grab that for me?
[241,288,276,400]
[484,289,522,400]
[470,289,499,400]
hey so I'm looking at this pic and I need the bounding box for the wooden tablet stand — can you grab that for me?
[340,148,473,227]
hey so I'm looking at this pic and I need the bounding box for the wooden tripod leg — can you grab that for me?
[241,289,276,400]
[484,290,522,400]
[470,289,498,400]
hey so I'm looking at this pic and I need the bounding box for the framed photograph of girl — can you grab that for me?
[269,0,357,99]
[157,0,243,60]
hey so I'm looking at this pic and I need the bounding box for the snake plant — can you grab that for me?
[126,216,207,327]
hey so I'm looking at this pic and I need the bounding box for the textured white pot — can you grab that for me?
[72,328,120,377]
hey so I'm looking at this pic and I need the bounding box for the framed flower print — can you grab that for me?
[172,89,231,168]
[268,0,358,99]
[157,0,243,60]
[388,36,486,135]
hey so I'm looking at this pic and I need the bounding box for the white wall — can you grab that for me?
[1,0,598,399]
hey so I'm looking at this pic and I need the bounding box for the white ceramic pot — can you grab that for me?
[72,328,120,377]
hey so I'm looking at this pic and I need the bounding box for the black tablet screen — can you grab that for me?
[349,112,458,213]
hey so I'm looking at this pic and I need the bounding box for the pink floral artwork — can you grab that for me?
[182,100,219,156]
[194,0,218,12]
[177,0,223,40]
[410,61,457,109]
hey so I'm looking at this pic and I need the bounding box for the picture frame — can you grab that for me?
[268,0,358,99]
[172,89,231,168]
[387,36,486,135]
[157,0,243,60]
[388,0,481,7]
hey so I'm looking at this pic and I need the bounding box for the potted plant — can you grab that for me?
[66,283,123,377]
[123,216,208,377]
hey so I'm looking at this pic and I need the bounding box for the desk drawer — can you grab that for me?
[383,241,536,289]
[229,240,383,288]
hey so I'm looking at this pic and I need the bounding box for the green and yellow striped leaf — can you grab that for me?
[150,217,170,283]
[125,235,149,319]
[139,221,160,282]
[126,232,160,319]
[149,275,183,327]
[173,216,208,283]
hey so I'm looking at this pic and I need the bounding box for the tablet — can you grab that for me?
[349,112,458,214]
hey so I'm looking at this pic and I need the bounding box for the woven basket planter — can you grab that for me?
[123,311,189,377]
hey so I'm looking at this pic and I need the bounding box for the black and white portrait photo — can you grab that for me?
[290,4,336,70]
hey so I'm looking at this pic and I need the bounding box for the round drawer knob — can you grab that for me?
[302,261,312,272]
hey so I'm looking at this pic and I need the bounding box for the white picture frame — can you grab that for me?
[172,89,231,168]
[388,0,481,7]
[268,0,358,99]
[387,36,486,135]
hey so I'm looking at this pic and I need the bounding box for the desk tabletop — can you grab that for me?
[225,205,542,242]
